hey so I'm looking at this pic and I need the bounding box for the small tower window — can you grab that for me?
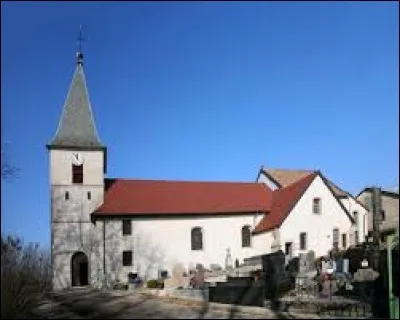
[87,191,91,200]
[122,220,132,235]
[65,191,70,200]
[72,164,83,184]
[313,198,321,214]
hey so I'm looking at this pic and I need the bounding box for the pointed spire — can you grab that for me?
[47,53,104,150]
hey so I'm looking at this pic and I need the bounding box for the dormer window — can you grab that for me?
[72,164,83,184]
[313,198,321,214]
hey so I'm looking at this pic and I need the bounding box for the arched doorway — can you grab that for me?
[71,251,89,287]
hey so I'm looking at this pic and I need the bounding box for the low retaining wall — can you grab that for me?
[166,288,209,301]
[139,288,209,301]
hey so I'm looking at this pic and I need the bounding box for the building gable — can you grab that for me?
[278,174,355,257]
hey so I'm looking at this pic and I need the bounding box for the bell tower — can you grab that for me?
[47,49,107,290]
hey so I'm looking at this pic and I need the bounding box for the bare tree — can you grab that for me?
[1,234,51,319]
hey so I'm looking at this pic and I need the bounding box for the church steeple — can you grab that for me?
[47,52,104,150]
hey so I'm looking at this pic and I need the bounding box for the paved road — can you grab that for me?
[32,288,324,319]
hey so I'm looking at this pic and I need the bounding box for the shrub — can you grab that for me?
[146,279,164,289]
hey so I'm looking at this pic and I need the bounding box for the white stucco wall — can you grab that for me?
[339,197,368,244]
[100,214,267,282]
[252,229,276,254]
[278,175,353,258]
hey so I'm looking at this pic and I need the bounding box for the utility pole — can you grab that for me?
[371,187,383,271]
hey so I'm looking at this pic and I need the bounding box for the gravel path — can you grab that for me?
[32,288,327,319]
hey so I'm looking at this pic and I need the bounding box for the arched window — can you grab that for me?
[313,198,321,214]
[191,227,203,250]
[242,225,251,247]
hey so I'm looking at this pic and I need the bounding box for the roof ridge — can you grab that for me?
[106,177,263,184]
[262,167,316,173]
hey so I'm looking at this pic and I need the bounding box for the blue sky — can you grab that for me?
[1,1,399,248]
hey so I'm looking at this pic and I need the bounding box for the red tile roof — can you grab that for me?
[93,179,273,216]
[253,172,317,234]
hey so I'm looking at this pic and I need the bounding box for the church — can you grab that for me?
[47,52,367,290]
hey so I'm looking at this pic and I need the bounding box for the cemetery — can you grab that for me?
[109,236,399,319]
[117,247,389,317]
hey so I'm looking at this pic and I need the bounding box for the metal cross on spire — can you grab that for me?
[77,25,85,53]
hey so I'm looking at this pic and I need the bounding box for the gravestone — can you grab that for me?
[225,248,233,270]
[336,258,343,273]
[191,263,205,289]
[353,268,379,282]
[286,257,300,276]
[210,264,222,272]
[164,263,188,289]
[306,250,316,270]
[321,261,329,273]
[321,279,331,298]
[332,260,337,272]
[262,251,288,300]
[343,259,349,274]
[298,251,316,274]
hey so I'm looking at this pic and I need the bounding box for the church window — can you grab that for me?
[122,251,132,266]
[87,191,91,200]
[342,233,347,248]
[122,220,132,235]
[353,211,358,226]
[241,225,251,247]
[313,198,321,214]
[72,164,83,184]
[65,191,69,200]
[333,228,339,248]
[300,232,307,250]
[191,227,203,250]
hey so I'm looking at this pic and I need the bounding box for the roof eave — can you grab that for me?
[46,144,106,151]
[259,167,283,188]
[91,209,269,219]
[317,171,355,224]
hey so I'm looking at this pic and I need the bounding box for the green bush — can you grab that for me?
[146,279,164,289]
